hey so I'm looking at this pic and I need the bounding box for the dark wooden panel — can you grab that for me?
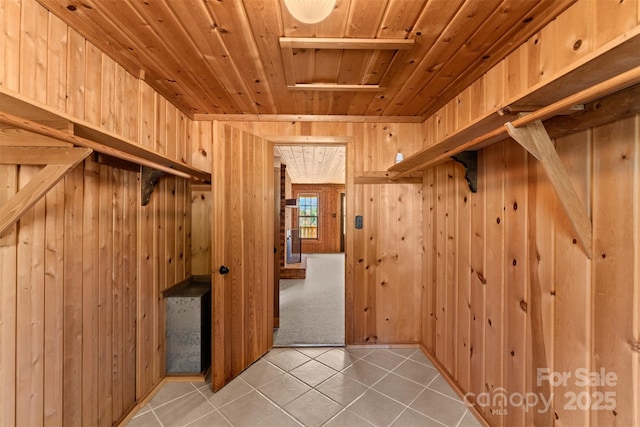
[292,184,345,253]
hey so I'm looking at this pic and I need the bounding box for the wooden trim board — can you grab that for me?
[389,65,640,178]
[267,135,353,145]
[279,37,413,96]
[506,120,592,259]
[0,88,211,182]
[194,114,423,123]
[419,344,490,427]
[355,171,423,185]
[279,37,414,50]
[287,84,383,92]
[0,146,91,165]
[0,147,92,236]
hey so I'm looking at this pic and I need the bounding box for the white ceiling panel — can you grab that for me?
[275,145,345,184]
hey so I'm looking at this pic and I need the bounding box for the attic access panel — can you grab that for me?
[279,37,414,91]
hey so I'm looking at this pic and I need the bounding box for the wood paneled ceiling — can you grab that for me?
[38,0,576,119]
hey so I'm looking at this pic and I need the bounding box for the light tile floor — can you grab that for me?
[127,347,482,427]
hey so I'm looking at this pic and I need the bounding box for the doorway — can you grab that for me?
[273,143,346,346]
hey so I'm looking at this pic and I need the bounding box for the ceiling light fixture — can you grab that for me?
[284,0,336,24]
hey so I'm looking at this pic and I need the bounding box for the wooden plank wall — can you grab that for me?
[424,115,640,427]
[421,1,640,426]
[190,121,213,276]
[192,121,424,345]
[0,0,192,425]
[291,183,345,253]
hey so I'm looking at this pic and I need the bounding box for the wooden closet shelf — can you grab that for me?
[0,88,211,183]
[389,29,640,177]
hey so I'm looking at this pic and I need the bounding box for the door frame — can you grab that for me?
[268,135,354,345]
[340,192,346,252]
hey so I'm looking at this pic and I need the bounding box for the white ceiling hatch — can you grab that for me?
[275,145,345,184]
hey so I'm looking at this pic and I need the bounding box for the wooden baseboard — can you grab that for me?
[280,268,306,279]
[346,343,419,349]
[117,366,210,426]
[418,344,490,427]
[116,378,168,427]
[165,366,210,383]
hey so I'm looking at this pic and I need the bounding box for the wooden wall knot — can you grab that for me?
[573,39,583,51]
[519,300,528,312]
[476,271,487,284]
[629,341,640,353]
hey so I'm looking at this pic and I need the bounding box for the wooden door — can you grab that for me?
[211,124,274,391]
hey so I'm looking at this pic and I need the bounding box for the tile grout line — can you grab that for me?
[344,350,461,427]
[147,382,201,412]
[363,367,440,426]
[321,408,375,427]
[152,381,221,427]
[424,374,470,404]
[330,350,420,426]
[129,348,472,427]
[455,409,473,427]
[186,383,225,426]
[387,407,449,427]
[243,357,315,426]
[261,348,371,425]
[150,407,165,427]
[251,386,305,426]
[205,376,257,416]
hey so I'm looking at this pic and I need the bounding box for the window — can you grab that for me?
[298,194,318,239]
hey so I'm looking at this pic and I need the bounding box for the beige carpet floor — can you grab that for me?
[273,253,345,346]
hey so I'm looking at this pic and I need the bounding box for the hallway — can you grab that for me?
[127,347,481,427]
[274,253,345,346]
